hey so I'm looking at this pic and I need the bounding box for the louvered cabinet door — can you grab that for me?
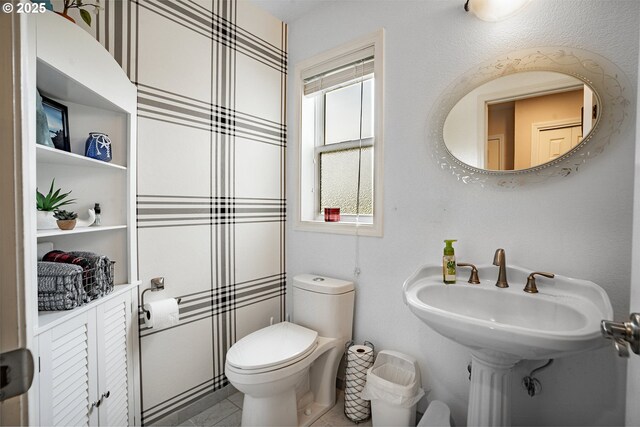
[38,311,99,426]
[96,292,133,426]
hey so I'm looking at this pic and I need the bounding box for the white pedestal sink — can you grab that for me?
[403,265,612,426]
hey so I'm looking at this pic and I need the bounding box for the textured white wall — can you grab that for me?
[285,1,639,425]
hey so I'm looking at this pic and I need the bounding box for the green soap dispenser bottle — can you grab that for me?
[443,240,457,284]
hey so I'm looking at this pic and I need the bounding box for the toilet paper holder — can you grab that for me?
[140,277,182,317]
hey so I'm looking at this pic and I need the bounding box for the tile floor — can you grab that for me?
[179,390,373,427]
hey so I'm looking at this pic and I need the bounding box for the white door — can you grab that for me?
[96,293,132,426]
[536,125,582,166]
[627,267,640,417]
[486,135,504,170]
[0,10,31,426]
[38,311,98,426]
[625,27,640,423]
[625,93,640,426]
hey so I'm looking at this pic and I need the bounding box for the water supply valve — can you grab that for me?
[601,313,640,358]
[521,359,553,398]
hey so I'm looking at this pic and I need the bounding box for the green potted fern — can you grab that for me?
[53,209,78,230]
[36,179,76,229]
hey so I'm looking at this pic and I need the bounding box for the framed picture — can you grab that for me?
[41,95,70,152]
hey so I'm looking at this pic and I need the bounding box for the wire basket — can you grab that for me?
[344,341,375,423]
[38,261,85,311]
[82,260,115,301]
[37,255,115,311]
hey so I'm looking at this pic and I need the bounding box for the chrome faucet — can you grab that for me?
[493,248,509,288]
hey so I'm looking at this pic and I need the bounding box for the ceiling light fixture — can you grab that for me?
[464,0,532,22]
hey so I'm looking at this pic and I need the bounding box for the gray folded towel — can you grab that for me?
[37,262,86,310]
[38,291,80,311]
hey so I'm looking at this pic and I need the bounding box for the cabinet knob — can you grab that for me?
[102,390,111,399]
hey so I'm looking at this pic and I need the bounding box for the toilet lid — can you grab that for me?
[226,322,318,371]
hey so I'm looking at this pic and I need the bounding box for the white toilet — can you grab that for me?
[225,274,355,427]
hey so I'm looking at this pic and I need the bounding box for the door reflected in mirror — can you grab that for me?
[444,71,598,171]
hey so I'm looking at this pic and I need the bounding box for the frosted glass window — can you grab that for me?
[296,31,383,234]
[320,147,373,215]
[324,79,374,145]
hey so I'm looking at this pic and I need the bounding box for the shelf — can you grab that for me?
[36,13,136,113]
[37,225,127,238]
[32,10,138,340]
[36,145,126,170]
[36,283,140,334]
[30,12,139,423]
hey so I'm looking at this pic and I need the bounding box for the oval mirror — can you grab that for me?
[444,71,598,172]
[430,47,631,187]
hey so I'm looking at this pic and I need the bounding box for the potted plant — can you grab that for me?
[54,209,78,230]
[36,179,76,229]
[53,0,101,26]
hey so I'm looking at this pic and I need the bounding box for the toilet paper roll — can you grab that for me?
[144,298,179,330]
[344,344,374,422]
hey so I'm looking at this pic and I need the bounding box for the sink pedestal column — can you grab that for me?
[467,352,517,427]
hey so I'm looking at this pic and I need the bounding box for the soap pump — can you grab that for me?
[443,240,457,284]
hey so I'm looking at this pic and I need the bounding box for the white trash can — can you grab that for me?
[361,350,425,427]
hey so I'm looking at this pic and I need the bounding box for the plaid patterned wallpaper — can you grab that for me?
[87,1,287,423]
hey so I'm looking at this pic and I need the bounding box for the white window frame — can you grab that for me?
[294,29,384,237]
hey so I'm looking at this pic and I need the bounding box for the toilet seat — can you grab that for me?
[227,322,318,373]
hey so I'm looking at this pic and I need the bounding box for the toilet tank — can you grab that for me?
[292,274,355,342]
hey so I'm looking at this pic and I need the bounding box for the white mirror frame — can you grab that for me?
[430,47,632,187]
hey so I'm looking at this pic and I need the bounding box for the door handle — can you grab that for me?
[0,348,34,401]
[601,313,640,357]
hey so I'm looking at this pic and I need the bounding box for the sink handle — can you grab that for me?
[457,263,480,284]
[523,272,555,293]
[601,313,640,357]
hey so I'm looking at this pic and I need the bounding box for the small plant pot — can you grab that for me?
[37,210,58,229]
[55,11,76,23]
[56,219,77,230]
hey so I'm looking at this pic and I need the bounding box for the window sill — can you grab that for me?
[293,219,382,237]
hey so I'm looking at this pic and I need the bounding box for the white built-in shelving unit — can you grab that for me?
[26,11,141,425]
